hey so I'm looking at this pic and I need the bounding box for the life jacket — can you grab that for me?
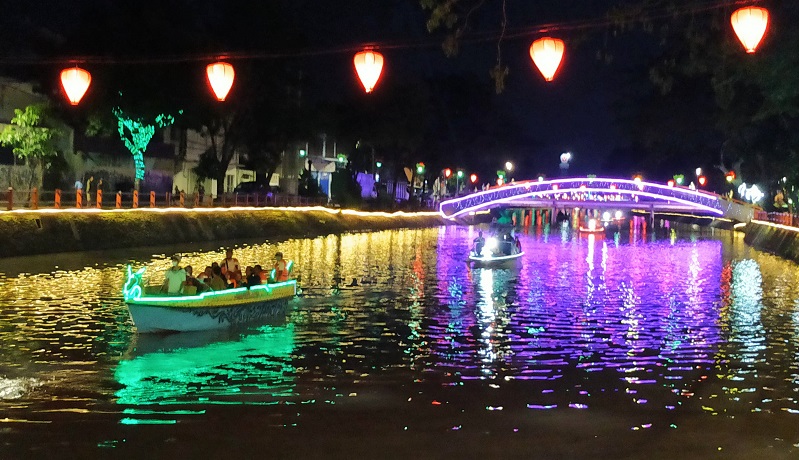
[273,259,289,282]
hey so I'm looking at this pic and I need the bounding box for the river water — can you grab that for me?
[0,225,798,459]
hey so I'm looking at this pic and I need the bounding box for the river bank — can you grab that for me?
[0,207,448,258]
[743,219,799,264]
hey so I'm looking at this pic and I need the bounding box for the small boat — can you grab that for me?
[578,218,606,234]
[123,265,297,333]
[469,250,524,266]
[468,236,523,266]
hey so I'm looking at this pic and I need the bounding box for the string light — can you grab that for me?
[113,108,180,183]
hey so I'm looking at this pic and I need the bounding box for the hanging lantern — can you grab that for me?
[353,50,384,93]
[60,67,91,105]
[206,62,235,101]
[731,7,769,53]
[529,37,565,82]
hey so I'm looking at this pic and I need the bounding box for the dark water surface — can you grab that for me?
[1,226,798,459]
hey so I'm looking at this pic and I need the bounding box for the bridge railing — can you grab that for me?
[1,188,328,211]
[763,211,799,226]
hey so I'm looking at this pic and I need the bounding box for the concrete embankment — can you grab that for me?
[743,220,799,264]
[0,207,448,258]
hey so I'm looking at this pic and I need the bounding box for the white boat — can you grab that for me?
[468,250,524,266]
[469,236,523,266]
[123,266,297,333]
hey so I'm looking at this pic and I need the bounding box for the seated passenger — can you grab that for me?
[196,265,211,281]
[183,265,203,295]
[255,264,267,283]
[206,265,227,291]
[229,270,243,288]
[271,252,289,282]
[245,266,261,287]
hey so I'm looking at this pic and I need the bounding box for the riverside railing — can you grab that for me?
[2,188,328,211]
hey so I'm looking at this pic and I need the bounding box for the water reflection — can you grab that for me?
[115,324,295,409]
[1,226,798,454]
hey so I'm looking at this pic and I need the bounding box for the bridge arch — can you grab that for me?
[439,177,727,219]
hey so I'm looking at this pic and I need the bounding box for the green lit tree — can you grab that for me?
[0,104,60,191]
[111,107,179,191]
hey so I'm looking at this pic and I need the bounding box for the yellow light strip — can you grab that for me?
[629,210,733,222]
[751,219,799,233]
[0,205,440,219]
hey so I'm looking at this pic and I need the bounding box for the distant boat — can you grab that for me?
[123,266,297,333]
[469,236,523,267]
[578,218,606,234]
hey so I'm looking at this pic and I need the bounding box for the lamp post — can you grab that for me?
[504,162,514,182]
[559,152,571,177]
[456,170,464,195]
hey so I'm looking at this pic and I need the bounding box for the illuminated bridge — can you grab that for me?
[438,177,756,223]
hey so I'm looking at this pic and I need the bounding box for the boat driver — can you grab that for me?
[162,254,186,294]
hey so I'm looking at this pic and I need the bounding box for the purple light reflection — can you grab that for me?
[433,226,725,410]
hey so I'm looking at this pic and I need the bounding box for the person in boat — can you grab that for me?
[221,248,241,278]
[272,252,289,282]
[473,230,486,256]
[500,233,514,255]
[245,266,261,287]
[196,265,212,282]
[228,270,243,288]
[183,265,205,294]
[510,229,521,253]
[206,265,228,291]
[161,254,186,294]
[254,264,267,283]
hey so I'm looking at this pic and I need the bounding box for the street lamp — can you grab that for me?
[559,152,571,176]
[505,161,514,172]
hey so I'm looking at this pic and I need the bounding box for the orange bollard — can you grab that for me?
[194,193,199,208]
[96,189,103,208]
[55,189,61,209]
[180,191,185,207]
[31,187,39,210]
[76,189,83,208]
[133,190,139,208]
[116,191,122,208]
[6,187,12,211]
[150,191,156,208]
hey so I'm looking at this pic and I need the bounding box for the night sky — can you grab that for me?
[0,1,709,180]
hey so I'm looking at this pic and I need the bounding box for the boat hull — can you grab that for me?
[126,281,296,333]
[469,251,524,267]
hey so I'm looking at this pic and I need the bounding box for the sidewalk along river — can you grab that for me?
[0,225,797,458]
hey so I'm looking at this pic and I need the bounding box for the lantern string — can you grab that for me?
[0,0,760,67]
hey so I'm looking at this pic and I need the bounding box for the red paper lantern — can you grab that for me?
[206,62,235,101]
[353,50,384,93]
[698,176,707,186]
[60,67,91,105]
[470,173,478,184]
[444,168,452,178]
[731,7,769,53]
[529,37,565,82]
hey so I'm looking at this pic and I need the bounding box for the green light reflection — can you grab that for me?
[114,324,295,406]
